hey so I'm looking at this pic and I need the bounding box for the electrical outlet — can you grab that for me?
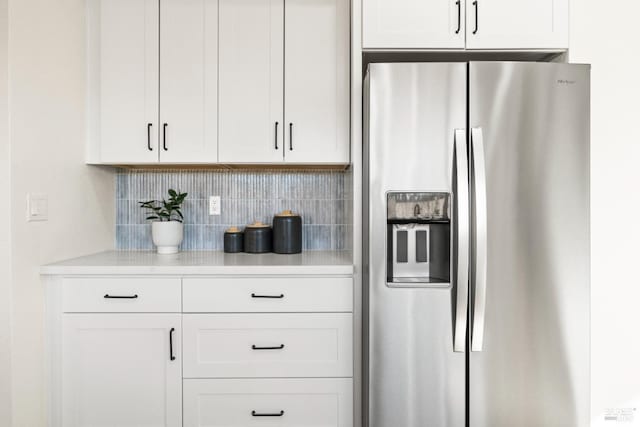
[209,196,221,216]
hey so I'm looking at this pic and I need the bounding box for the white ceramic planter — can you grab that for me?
[151,221,184,254]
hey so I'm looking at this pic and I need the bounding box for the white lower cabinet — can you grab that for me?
[183,313,353,378]
[48,276,353,427]
[61,314,182,427]
[183,378,353,427]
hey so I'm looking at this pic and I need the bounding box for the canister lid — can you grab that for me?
[225,226,241,233]
[275,210,298,217]
[246,221,270,228]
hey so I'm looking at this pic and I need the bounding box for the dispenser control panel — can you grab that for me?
[386,192,451,285]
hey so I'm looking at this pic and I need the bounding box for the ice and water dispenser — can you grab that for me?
[387,192,451,284]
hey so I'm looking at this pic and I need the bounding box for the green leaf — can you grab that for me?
[168,189,177,198]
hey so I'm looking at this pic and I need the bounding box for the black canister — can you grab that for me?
[223,227,244,253]
[244,221,272,253]
[273,210,302,254]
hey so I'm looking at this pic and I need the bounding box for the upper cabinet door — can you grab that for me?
[363,0,466,49]
[159,0,218,163]
[62,314,182,427]
[284,0,350,164]
[218,0,284,164]
[89,0,159,163]
[465,0,568,49]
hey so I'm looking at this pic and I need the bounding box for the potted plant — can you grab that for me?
[139,189,188,254]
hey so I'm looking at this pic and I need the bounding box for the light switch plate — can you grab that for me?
[209,196,221,216]
[27,193,48,222]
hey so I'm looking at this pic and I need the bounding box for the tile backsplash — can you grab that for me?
[116,169,353,251]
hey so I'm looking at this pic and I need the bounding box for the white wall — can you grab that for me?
[569,1,640,426]
[8,0,115,425]
[0,0,13,424]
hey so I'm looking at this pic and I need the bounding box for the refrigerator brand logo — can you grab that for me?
[557,79,577,85]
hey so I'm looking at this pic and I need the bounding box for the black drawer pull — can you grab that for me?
[252,344,285,350]
[251,293,284,299]
[104,294,138,299]
[252,410,284,417]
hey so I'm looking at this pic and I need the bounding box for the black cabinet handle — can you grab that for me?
[252,410,284,417]
[104,294,138,299]
[147,123,153,151]
[472,1,479,34]
[455,1,461,34]
[275,122,279,150]
[252,344,285,350]
[251,293,284,299]
[289,123,293,151]
[169,327,176,361]
[163,123,168,151]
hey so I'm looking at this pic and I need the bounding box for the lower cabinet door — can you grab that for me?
[183,378,353,427]
[182,313,353,378]
[62,314,182,427]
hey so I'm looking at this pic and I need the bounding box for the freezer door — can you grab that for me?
[468,62,590,427]
[364,63,467,427]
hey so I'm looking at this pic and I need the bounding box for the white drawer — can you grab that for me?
[183,313,353,378]
[62,277,181,313]
[182,276,352,313]
[183,378,353,427]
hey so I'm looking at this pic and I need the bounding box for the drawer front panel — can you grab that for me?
[183,378,353,427]
[182,276,352,313]
[183,313,353,378]
[62,278,181,313]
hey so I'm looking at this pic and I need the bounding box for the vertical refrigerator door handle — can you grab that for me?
[471,127,488,352]
[453,129,469,353]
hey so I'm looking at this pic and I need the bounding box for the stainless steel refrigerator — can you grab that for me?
[363,62,590,427]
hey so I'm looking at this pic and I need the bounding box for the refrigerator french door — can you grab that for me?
[364,62,590,427]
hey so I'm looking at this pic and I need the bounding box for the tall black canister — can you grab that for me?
[272,210,302,254]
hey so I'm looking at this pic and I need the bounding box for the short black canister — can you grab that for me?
[244,221,272,253]
[223,226,244,253]
[272,210,302,254]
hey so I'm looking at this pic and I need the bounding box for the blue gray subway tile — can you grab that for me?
[115,169,352,251]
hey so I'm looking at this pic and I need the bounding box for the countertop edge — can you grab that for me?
[40,265,355,276]
[39,251,355,277]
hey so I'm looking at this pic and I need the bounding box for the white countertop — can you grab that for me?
[41,250,354,276]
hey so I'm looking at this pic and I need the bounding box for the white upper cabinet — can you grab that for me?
[218,0,284,164]
[465,0,568,49]
[89,0,350,165]
[88,0,159,163]
[363,0,465,49]
[219,0,350,164]
[362,0,568,50]
[62,314,182,427]
[88,0,218,164]
[159,0,218,163]
[284,0,350,164]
